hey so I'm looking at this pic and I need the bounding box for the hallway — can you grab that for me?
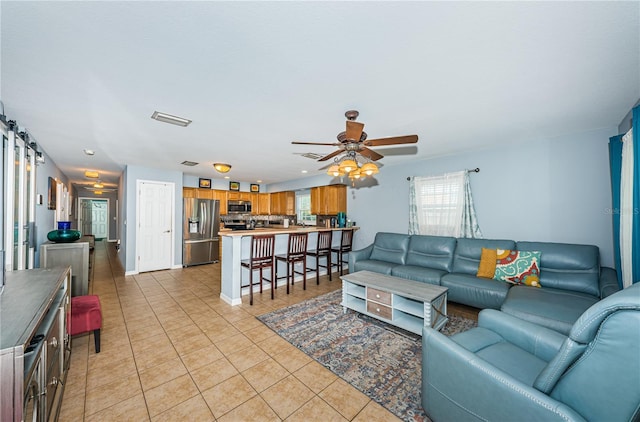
[58,241,399,421]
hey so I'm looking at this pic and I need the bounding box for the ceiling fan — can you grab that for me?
[292,110,418,163]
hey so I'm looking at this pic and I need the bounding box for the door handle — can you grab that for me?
[163,230,170,233]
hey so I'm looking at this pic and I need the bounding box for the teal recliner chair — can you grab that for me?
[422,282,640,421]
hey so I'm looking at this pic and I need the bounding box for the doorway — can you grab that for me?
[136,180,174,273]
[78,198,109,240]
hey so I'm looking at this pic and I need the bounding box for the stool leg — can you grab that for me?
[250,268,254,306]
[94,329,101,353]
[302,259,307,290]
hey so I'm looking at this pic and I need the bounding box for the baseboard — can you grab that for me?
[124,270,138,276]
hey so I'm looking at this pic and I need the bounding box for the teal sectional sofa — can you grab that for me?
[349,232,619,334]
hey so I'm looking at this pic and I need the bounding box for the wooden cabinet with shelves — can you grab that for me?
[311,184,346,215]
[196,189,214,199]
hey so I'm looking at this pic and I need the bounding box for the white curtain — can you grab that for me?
[620,128,634,288]
[409,171,482,238]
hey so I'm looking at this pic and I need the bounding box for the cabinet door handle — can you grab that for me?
[376,294,380,299]
[50,337,58,348]
[376,307,380,312]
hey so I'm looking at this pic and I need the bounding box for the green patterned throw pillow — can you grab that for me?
[493,249,542,287]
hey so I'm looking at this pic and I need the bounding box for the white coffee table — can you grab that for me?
[341,270,448,335]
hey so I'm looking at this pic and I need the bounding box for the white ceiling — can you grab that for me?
[1,1,638,191]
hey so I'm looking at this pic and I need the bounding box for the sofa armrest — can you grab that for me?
[478,310,567,362]
[422,327,586,422]
[348,244,373,272]
[599,266,620,298]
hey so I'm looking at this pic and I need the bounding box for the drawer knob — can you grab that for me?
[376,307,380,312]
[376,294,380,298]
[50,337,58,348]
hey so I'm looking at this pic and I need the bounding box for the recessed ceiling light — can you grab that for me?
[256,180,262,183]
[151,111,192,127]
[224,176,230,179]
[301,170,308,174]
[84,149,95,156]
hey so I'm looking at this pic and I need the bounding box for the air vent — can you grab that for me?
[181,161,199,166]
[301,153,323,160]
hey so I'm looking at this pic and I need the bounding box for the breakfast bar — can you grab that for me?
[219,226,355,305]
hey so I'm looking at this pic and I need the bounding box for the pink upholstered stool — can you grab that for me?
[70,295,102,353]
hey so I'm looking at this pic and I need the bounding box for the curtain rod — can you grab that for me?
[406,168,480,181]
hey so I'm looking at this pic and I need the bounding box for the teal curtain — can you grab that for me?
[609,134,624,287]
[609,104,640,287]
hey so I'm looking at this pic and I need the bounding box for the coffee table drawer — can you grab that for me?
[367,288,391,305]
[367,302,392,320]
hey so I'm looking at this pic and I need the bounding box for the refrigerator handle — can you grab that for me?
[201,202,206,236]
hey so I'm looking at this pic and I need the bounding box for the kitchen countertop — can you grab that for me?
[219,226,358,236]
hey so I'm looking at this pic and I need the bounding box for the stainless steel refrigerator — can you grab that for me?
[183,198,220,266]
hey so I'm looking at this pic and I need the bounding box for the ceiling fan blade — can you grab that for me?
[318,149,344,162]
[345,121,365,142]
[358,147,384,161]
[364,134,418,146]
[292,141,340,146]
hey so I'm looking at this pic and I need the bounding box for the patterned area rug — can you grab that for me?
[258,290,477,421]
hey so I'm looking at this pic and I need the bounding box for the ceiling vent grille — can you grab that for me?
[181,161,199,166]
[301,153,323,160]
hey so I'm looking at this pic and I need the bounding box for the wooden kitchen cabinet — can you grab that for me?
[270,191,295,215]
[183,187,197,198]
[196,188,214,199]
[227,191,251,201]
[211,190,228,215]
[311,185,346,215]
[250,193,271,215]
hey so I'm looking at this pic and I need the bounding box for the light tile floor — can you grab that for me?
[58,241,401,421]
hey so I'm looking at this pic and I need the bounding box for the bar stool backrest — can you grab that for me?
[287,232,308,260]
[316,230,333,252]
[251,235,275,266]
[340,229,353,252]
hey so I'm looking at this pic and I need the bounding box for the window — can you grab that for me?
[296,191,316,225]
[410,171,481,238]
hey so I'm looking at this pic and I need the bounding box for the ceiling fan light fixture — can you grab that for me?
[326,165,344,177]
[349,168,362,180]
[339,159,357,174]
[213,163,232,173]
[361,162,379,176]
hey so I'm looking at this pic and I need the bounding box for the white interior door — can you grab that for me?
[91,200,108,239]
[137,180,174,272]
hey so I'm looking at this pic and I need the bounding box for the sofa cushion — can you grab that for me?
[441,273,511,309]
[391,265,446,285]
[451,327,548,386]
[501,286,599,335]
[405,235,456,272]
[368,232,410,265]
[494,249,541,287]
[452,238,516,275]
[516,241,600,297]
[352,259,396,275]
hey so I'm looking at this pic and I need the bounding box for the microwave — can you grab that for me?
[228,200,252,214]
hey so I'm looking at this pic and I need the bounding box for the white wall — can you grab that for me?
[269,127,617,268]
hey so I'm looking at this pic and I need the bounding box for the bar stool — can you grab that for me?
[331,229,353,276]
[69,295,102,353]
[241,235,275,306]
[275,232,308,292]
[306,230,333,284]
